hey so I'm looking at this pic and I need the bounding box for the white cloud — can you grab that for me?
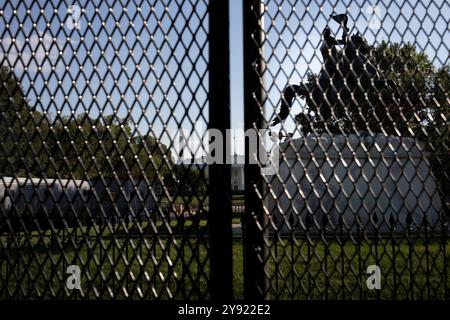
[0,31,67,75]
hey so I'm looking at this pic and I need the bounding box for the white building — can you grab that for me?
[231,154,244,192]
[266,134,443,234]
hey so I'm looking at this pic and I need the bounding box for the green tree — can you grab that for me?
[0,65,205,200]
[133,135,172,181]
[303,41,448,137]
[0,66,50,177]
[164,164,208,198]
[47,113,172,182]
[304,41,449,210]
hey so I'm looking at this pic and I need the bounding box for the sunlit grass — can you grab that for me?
[0,228,448,299]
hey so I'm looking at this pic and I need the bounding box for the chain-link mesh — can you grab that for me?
[246,0,449,299]
[0,0,449,301]
[0,0,211,299]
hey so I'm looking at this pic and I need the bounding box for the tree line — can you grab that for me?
[0,66,207,197]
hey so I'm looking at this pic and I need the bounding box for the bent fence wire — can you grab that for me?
[0,0,449,300]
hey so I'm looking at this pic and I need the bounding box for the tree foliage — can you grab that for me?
[304,41,449,139]
[0,67,200,195]
[0,66,50,177]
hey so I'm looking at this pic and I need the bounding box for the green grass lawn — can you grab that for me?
[0,230,448,299]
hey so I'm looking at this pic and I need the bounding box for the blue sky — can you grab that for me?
[0,0,448,156]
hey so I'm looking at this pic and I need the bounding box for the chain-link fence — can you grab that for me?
[244,0,449,299]
[0,0,449,300]
[0,0,216,299]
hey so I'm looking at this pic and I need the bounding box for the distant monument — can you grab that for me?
[267,14,443,234]
[271,13,400,134]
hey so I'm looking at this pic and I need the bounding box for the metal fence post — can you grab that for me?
[208,0,233,300]
[242,0,269,300]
